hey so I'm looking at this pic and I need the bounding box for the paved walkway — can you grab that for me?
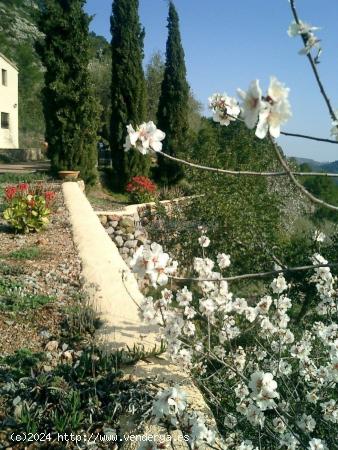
[0,161,50,174]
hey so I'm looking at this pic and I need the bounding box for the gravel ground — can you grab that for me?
[0,185,82,356]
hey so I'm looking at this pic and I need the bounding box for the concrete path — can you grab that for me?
[0,161,50,174]
[62,181,159,351]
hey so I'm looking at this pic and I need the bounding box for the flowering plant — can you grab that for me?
[130,235,338,449]
[3,184,55,233]
[126,176,157,204]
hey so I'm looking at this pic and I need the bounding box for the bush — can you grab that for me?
[126,176,157,204]
[2,183,56,233]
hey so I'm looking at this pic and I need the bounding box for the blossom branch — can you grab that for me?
[170,262,338,283]
[289,0,337,121]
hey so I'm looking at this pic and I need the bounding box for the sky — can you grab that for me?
[85,0,338,162]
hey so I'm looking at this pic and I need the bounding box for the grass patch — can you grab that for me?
[0,293,54,312]
[0,172,49,184]
[6,247,42,260]
[0,263,26,276]
[0,277,54,312]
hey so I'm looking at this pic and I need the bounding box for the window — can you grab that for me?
[1,112,9,129]
[1,69,7,86]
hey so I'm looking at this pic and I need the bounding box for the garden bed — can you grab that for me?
[0,182,81,356]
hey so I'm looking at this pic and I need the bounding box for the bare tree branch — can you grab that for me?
[270,136,338,211]
[155,151,338,178]
[281,130,338,144]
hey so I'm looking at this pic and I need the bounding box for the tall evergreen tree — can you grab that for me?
[36,0,100,185]
[110,0,149,188]
[157,1,189,185]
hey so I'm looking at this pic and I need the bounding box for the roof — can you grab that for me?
[0,52,19,71]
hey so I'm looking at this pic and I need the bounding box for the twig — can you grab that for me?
[281,130,338,144]
[289,0,337,121]
[155,151,338,178]
[170,262,338,283]
[270,136,338,211]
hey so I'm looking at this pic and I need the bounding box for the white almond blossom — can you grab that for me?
[130,243,177,287]
[209,93,240,126]
[198,235,210,248]
[330,118,338,141]
[287,20,320,37]
[288,20,321,55]
[124,121,165,154]
[237,80,263,129]
[308,438,328,450]
[313,230,326,242]
[217,253,231,269]
[271,274,288,294]
[248,371,279,410]
[255,77,292,139]
[299,34,321,55]
[152,386,187,425]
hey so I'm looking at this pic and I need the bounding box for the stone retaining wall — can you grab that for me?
[0,147,46,162]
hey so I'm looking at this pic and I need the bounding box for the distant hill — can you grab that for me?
[294,157,338,173]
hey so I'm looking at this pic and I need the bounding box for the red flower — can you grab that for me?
[5,186,17,201]
[44,191,56,203]
[126,176,157,193]
[18,183,29,192]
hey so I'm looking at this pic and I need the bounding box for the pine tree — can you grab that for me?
[36,0,100,185]
[157,1,189,185]
[110,0,149,188]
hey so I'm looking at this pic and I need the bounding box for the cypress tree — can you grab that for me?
[157,1,189,185]
[36,0,100,185]
[110,0,150,188]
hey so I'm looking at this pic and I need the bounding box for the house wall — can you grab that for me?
[0,55,19,149]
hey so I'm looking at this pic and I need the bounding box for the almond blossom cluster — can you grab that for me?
[287,20,321,55]
[124,77,292,157]
[131,235,338,449]
[124,121,166,154]
[130,242,178,287]
[210,77,292,139]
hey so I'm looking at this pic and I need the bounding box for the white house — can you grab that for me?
[0,52,19,149]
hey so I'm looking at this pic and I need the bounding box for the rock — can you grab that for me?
[61,350,73,363]
[110,221,119,228]
[106,227,115,235]
[137,235,148,245]
[129,248,135,256]
[120,247,129,255]
[115,236,124,247]
[127,233,134,240]
[120,217,134,228]
[122,226,135,234]
[45,340,59,352]
[135,229,147,239]
[107,214,120,222]
[125,240,137,249]
[115,229,123,235]
[39,330,51,340]
[99,215,107,225]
